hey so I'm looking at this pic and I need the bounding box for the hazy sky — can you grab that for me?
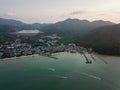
[0,0,120,23]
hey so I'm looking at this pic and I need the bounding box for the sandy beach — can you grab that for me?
[0,54,39,62]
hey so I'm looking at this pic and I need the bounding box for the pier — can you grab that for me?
[83,54,92,64]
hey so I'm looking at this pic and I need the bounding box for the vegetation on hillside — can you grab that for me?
[76,24,120,55]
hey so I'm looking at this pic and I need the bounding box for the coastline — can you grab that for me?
[0,54,39,62]
[0,52,59,62]
[1,52,120,63]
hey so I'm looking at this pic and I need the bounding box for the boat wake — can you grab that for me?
[48,68,55,72]
[78,72,102,80]
[54,75,68,79]
[59,76,68,79]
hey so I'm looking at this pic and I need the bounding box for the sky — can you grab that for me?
[0,0,120,23]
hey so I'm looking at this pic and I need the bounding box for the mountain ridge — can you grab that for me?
[77,24,120,55]
[41,18,115,40]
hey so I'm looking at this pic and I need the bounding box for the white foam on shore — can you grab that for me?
[78,72,102,80]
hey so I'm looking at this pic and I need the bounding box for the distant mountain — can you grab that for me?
[0,18,115,34]
[0,18,49,33]
[0,25,19,33]
[0,18,25,27]
[20,23,50,30]
[77,24,120,55]
[42,18,115,39]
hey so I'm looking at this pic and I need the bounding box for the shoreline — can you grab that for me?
[0,52,60,62]
[1,52,120,63]
[0,54,39,62]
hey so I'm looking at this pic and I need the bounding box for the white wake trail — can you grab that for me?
[78,72,102,80]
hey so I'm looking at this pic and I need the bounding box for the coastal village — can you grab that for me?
[0,38,93,64]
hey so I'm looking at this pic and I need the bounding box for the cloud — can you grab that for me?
[70,10,87,15]
[4,12,17,16]
[2,12,32,19]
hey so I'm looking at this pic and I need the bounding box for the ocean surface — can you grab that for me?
[0,52,120,90]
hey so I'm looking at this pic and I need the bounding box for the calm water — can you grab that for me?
[0,52,120,90]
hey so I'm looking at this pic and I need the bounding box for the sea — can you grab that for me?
[0,52,120,90]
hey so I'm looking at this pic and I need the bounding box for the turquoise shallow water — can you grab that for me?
[0,52,120,90]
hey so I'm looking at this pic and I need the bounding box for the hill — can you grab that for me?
[77,24,120,55]
[0,18,49,33]
[42,18,115,40]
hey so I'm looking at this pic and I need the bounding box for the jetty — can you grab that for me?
[83,54,92,64]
